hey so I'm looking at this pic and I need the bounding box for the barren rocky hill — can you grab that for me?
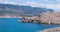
[40,12,60,24]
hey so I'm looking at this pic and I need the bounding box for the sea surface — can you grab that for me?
[0,18,60,32]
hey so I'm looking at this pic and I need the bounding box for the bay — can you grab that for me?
[0,18,60,32]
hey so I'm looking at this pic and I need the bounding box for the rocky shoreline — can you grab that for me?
[1,12,60,24]
[17,12,60,24]
[17,16,41,23]
[38,27,60,32]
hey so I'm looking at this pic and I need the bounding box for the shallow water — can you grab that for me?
[0,18,60,32]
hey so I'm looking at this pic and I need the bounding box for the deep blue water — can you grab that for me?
[0,18,60,32]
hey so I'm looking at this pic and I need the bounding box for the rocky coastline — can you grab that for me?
[38,27,60,32]
[17,12,60,24]
[17,16,39,23]
[1,12,60,32]
[1,12,60,24]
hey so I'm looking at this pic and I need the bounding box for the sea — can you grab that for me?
[0,18,60,32]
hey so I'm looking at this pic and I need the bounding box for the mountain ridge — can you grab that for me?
[0,4,54,16]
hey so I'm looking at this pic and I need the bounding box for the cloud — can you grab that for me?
[39,3,60,11]
[44,0,53,2]
[0,0,23,5]
[25,1,37,7]
[0,0,5,3]
[0,0,60,11]
[23,1,60,11]
[5,1,16,4]
[56,0,60,3]
[0,0,17,5]
[0,0,4,1]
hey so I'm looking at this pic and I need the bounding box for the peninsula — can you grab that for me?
[17,12,60,24]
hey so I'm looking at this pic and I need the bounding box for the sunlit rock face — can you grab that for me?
[40,12,60,24]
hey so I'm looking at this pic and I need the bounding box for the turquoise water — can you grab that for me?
[0,18,60,32]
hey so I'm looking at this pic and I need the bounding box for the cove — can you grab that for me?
[0,18,60,32]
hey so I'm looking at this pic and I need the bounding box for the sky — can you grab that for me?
[0,0,60,11]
